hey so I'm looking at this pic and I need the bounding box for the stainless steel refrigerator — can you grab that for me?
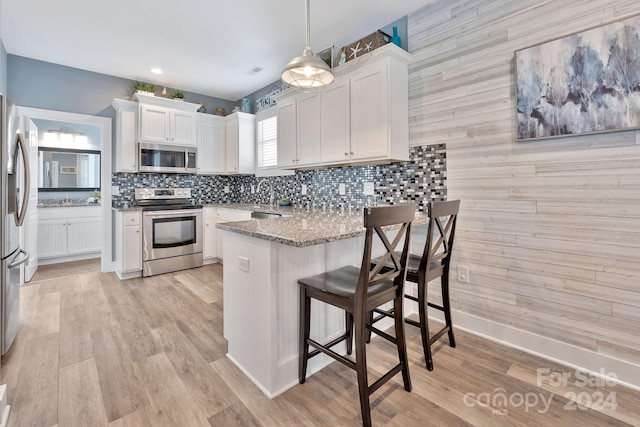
[1,94,30,355]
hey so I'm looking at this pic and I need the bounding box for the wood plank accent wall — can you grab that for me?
[407,0,640,369]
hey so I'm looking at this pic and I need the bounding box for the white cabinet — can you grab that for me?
[226,112,255,174]
[275,43,411,169]
[112,99,138,172]
[196,114,226,175]
[38,206,102,264]
[135,93,199,146]
[115,211,142,278]
[320,77,351,163]
[276,93,321,168]
[203,207,218,263]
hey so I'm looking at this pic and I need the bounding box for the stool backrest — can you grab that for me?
[420,200,460,278]
[359,204,417,299]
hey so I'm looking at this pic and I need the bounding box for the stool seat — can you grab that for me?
[368,200,460,371]
[298,204,416,427]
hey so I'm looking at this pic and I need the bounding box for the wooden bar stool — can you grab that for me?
[369,200,460,371]
[298,204,416,427]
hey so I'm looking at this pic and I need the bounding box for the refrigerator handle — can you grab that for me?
[14,133,30,226]
[8,249,29,269]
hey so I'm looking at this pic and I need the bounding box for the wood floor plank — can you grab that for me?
[58,358,109,427]
[59,297,94,368]
[207,401,263,427]
[91,326,149,422]
[8,333,59,427]
[150,322,238,418]
[30,290,61,338]
[107,407,154,427]
[133,352,210,427]
[174,271,221,304]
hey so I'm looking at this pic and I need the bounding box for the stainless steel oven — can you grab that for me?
[136,188,203,277]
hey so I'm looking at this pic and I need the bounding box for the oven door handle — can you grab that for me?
[144,210,201,218]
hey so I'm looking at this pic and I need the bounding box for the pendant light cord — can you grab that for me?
[305,0,311,51]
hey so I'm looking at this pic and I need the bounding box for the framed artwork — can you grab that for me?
[60,166,77,174]
[516,14,640,141]
[317,45,334,69]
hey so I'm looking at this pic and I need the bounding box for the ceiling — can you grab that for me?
[0,0,428,101]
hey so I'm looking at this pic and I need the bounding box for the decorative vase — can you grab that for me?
[391,26,401,47]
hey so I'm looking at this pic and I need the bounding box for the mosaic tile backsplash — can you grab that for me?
[112,144,446,212]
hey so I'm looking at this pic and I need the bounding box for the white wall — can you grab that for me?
[408,0,640,388]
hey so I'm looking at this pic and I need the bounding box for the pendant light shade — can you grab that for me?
[281,0,334,92]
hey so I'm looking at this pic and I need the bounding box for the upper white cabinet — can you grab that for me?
[112,99,138,173]
[196,113,226,174]
[320,76,351,163]
[275,44,412,169]
[135,93,198,146]
[226,112,255,174]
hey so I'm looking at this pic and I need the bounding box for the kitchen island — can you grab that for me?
[217,207,427,398]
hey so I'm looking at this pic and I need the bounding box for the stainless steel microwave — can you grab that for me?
[138,142,197,174]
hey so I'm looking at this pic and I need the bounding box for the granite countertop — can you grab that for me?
[39,202,102,208]
[217,206,428,248]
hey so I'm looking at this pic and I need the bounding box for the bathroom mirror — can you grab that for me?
[38,147,101,191]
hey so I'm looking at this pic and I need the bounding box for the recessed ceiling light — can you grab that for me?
[150,67,163,74]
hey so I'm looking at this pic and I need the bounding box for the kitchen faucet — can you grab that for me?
[256,179,274,205]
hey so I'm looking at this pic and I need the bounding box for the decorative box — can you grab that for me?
[338,30,391,64]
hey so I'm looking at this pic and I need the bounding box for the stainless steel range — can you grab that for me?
[135,188,203,277]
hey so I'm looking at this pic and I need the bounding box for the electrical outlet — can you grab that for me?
[338,183,346,196]
[301,184,307,195]
[458,266,469,283]
[240,184,245,193]
[224,185,230,193]
[251,185,255,194]
[111,185,120,196]
[363,182,374,195]
[238,256,250,273]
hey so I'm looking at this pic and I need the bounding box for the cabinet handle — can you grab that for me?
[344,152,348,156]
[350,152,354,155]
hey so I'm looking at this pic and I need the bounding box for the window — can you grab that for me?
[257,115,278,169]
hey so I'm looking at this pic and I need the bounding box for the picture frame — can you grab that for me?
[515,14,640,141]
[317,45,334,69]
[60,166,77,174]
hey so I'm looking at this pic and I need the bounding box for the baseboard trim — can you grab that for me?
[450,310,640,391]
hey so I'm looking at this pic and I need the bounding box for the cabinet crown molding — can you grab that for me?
[132,92,201,112]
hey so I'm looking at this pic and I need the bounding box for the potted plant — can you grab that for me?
[168,89,185,101]
[132,81,156,96]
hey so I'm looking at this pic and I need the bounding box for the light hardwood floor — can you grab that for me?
[1,260,638,426]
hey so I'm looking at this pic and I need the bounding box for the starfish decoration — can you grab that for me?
[364,41,373,52]
[349,42,362,59]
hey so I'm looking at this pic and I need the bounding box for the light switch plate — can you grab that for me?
[363,182,374,195]
[301,184,307,195]
[251,185,255,194]
[239,256,250,273]
[240,184,245,193]
[111,185,120,195]
[224,185,230,193]
[338,183,346,196]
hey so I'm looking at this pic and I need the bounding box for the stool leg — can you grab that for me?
[345,311,353,355]
[417,277,434,371]
[299,287,311,384]
[354,310,372,427]
[441,271,456,348]
[365,311,373,344]
[394,289,412,391]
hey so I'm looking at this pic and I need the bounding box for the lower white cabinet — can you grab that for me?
[38,206,102,264]
[215,208,251,261]
[115,210,142,279]
[203,207,218,263]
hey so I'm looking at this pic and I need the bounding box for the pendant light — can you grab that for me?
[281,0,334,92]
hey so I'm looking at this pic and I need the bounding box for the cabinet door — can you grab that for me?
[296,93,321,166]
[203,219,217,259]
[277,100,297,168]
[171,111,196,145]
[116,109,137,172]
[140,105,170,143]
[37,219,67,259]
[320,78,351,163]
[122,225,142,272]
[350,61,389,160]
[226,120,239,173]
[67,217,102,255]
[196,117,226,174]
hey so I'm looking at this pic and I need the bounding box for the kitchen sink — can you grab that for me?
[251,211,293,219]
